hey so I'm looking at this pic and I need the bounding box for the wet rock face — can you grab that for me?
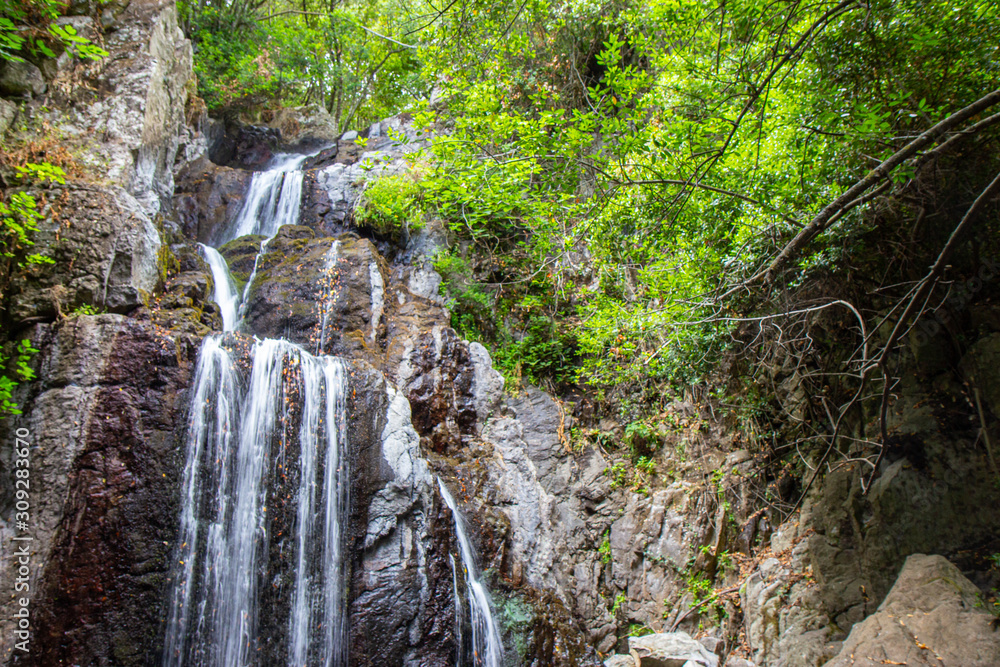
[218,234,264,290]
[10,184,162,323]
[208,122,282,169]
[173,156,252,243]
[0,315,200,665]
[241,227,390,359]
[345,369,458,666]
[398,327,500,453]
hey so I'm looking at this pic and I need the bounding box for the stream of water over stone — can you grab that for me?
[439,479,505,667]
[162,336,350,667]
[164,153,352,667]
[163,148,505,666]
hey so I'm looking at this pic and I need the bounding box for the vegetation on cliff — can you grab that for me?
[5,0,1000,503]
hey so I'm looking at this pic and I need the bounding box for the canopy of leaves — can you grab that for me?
[186,0,1000,410]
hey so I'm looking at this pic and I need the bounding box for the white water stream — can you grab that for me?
[225,153,311,242]
[162,338,350,667]
[438,479,505,667]
[165,151,352,666]
[167,144,505,667]
[199,244,239,331]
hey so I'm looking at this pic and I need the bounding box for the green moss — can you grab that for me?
[499,596,534,660]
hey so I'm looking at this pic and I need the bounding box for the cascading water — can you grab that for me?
[165,149,351,666]
[317,241,341,354]
[162,337,350,667]
[223,153,311,243]
[438,479,505,667]
[199,244,239,331]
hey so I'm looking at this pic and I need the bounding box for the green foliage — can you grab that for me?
[70,303,101,317]
[611,592,627,615]
[0,0,107,63]
[1,161,63,268]
[409,0,1000,416]
[434,249,578,388]
[685,572,714,606]
[0,339,39,416]
[635,456,656,475]
[354,174,424,239]
[179,0,425,126]
[598,532,612,564]
[626,623,653,638]
[607,460,628,489]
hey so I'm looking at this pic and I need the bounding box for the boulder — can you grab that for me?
[0,59,46,96]
[824,554,1000,667]
[627,632,720,667]
[264,103,340,146]
[10,184,162,322]
[208,122,281,169]
[0,98,17,135]
[173,156,252,243]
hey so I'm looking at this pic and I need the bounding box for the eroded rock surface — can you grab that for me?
[173,156,252,243]
[824,554,1000,667]
[0,316,201,665]
[10,184,162,322]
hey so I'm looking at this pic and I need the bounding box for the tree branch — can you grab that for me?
[762,88,1000,283]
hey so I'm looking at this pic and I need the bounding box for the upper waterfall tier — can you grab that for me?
[219,152,311,244]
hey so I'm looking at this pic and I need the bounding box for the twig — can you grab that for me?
[973,386,999,478]
[762,88,1000,283]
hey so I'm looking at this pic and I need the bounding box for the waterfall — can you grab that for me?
[236,236,271,324]
[438,479,505,667]
[163,337,350,667]
[213,150,318,326]
[199,244,240,331]
[223,153,311,243]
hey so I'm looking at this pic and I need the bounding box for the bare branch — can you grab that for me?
[762,88,1000,283]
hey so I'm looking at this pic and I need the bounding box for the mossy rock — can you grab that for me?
[219,234,265,289]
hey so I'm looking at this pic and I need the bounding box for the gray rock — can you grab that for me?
[266,103,339,144]
[40,1,194,218]
[0,98,16,135]
[174,156,252,243]
[0,59,46,96]
[723,660,755,667]
[10,184,162,322]
[605,656,637,667]
[628,631,719,667]
[698,636,724,657]
[824,554,1000,667]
